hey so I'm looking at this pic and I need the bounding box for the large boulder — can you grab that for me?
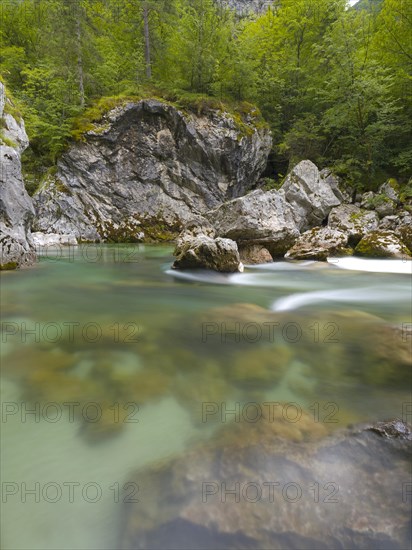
[319,168,352,203]
[120,420,412,550]
[206,189,299,257]
[355,230,411,259]
[328,204,379,245]
[285,227,349,261]
[173,233,242,272]
[281,160,341,231]
[0,82,36,270]
[33,99,272,241]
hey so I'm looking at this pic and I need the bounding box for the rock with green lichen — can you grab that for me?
[354,230,411,258]
[33,98,272,242]
[328,204,379,245]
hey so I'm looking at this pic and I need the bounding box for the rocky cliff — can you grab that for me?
[222,0,274,14]
[0,82,36,269]
[33,99,272,242]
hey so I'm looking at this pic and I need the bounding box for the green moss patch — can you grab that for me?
[0,261,18,271]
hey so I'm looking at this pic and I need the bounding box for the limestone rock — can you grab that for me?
[33,99,272,241]
[31,232,78,246]
[355,230,411,259]
[173,234,242,272]
[285,227,349,261]
[319,168,352,203]
[238,243,273,264]
[207,189,299,257]
[281,160,341,231]
[328,204,379,245]
[0,82,36,269]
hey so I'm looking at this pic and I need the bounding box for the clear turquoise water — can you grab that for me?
[1,245,411,549]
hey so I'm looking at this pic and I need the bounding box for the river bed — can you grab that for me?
[1,245,411,549]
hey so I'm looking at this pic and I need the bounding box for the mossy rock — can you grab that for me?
[230,345,292,388]
[355,230,411,258]
[0,261,18,271]
[0,130,17,148]
[399,225,412,251]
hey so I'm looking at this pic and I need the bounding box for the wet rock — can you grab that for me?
[355,230,411,258]
[285,227,350,261]
[230,345,292,388]
[121,421,412,550]
[328,204,379,245]
[369,419,412,440]
[238,243,272,264]
[281,160,341,231]
[0,82,36,269]
[33,99,272,241]
[206,188,299,257]
[173,234,242,272]
[294,311,412,391]
[31,232,78,246]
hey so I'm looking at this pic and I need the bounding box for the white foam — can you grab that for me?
[271,286,406,312]
[327,257,412,275]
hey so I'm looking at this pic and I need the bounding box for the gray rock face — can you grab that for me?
[328,204,379,245]
[319,168,351,203]
[285,227,349,260]
[31,232,78,246]
[206,189,300,257]
[33,99,272,241]
[121,420,412,550]
[173,234,242,272]
[379,181,399,203]
[281,160,341,231]
[0,83,36,269]
[222,0,274,14]
[355,230,411,259]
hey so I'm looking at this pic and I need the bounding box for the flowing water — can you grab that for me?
[1,245,411,549]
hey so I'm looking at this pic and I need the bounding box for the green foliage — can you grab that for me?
[0,131,17,148]
[261,177,284,191]
[365,193,392,209]
[0,0,410,187]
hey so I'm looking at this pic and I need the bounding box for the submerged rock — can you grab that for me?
[120,420,412,550]
[33,99,272,241]
[285,227,350,261]
[0,82,36,269]
[355,230,411,259]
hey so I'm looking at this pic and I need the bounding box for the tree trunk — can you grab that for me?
[143,2,152,80]
[76,12,85,107]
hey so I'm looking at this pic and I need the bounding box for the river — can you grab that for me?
[1,245,411,549]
